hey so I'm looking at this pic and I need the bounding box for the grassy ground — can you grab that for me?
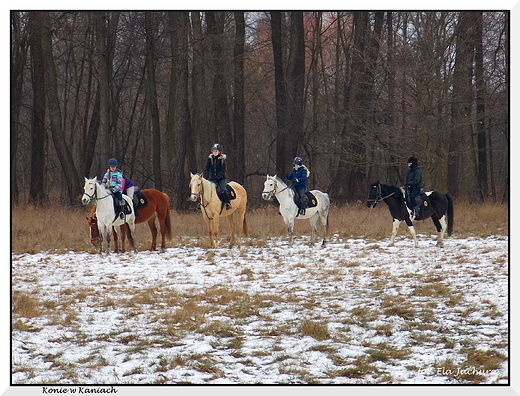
[11,200,508,253]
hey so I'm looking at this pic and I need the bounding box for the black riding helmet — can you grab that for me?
[407,156,418,164]
[211,143,222,152]
[293,156,303,165]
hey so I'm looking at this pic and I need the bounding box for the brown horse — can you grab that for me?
[189,173,248,248]
[87,189,172,251]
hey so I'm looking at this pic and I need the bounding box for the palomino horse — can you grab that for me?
[189,173,248,248]
[82,177,137,253]
[262,175,330,247]
[87,188,172,251]
[367,182,454,248]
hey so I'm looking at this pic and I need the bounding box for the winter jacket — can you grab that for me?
[405,163,423,190]
[204,153,227,182]
[286,165,309,190]
[102,168,124,193]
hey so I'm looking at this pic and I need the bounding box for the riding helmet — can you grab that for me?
[211,143,222,152]
[293,156,303,165]
[108,158,118,167]
[407,156,418,164]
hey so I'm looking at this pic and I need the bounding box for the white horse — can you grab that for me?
[262,175,330,247]
[82,177,138,253]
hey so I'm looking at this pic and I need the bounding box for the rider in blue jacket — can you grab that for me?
[286,156,309,216]
[102,158,126,219]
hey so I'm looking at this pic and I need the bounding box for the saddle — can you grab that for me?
[111,195,132,219]
[405,188,430,211]
[216,184,236,203]
[132,190,148,209]
[293,191,318,210]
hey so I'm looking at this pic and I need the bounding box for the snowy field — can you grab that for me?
[11,234,509,385]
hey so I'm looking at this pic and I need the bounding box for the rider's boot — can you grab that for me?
[118,200,126,219]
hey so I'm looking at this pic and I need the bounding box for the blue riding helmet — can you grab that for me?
[108,158,118,167]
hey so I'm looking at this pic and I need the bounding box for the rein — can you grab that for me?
[197,178,214,221]
[85,183,112,202]
[367,184,396,205]
[265,179,290,200]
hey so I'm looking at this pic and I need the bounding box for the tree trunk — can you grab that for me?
[190,12,208,169]
[11,11,28,204]
[94,12,111,163]
[206,12,232,167]
[169,11,191,210]
[41,12,81,204]
[233,12,246,185]
[473,11,488,198]
[270,11,288,177]
[145,11,163,190]
[451,12,482,203]
[286,12,305,159]
[28,12,48,204]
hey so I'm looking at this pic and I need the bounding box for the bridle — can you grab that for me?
[84,182,111,203]
[263,178,290,200]
[367,183,395,206]
[192,176,214,220]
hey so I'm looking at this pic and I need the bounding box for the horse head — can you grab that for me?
[189,173,203,202]
[82,176,98,205]
[367,181,381,208]
[262,175,278,201]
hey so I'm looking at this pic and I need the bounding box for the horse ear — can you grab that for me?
[190,172,194,177]
[93,176,97,182]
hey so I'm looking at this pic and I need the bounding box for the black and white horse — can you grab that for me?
[367,182,453,248]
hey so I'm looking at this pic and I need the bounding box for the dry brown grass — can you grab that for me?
[11,200,508,253]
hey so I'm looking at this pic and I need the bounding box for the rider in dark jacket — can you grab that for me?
[204,143,231,210]
[405,156,423,219]
[286,156,309,216]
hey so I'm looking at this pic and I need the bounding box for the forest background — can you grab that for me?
[10,11,509,210]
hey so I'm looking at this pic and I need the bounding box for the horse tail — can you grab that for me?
[163,193,173,241]
[445,193,454,236]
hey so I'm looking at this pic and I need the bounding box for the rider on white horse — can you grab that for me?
[102,158,126,219]
[286,156,310,216]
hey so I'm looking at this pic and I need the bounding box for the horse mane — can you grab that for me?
[275,175,287,186]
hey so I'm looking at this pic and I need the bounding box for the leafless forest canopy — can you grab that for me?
[10,11,509,209]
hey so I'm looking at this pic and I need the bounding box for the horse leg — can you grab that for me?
[121,224,126,252]
[148,216,158,251]
[203,216,215,248]
[309,213,319,245]
[112,227,118,253]
[226,214,236,248]
[155,212,168,250]
[125,221,138,252]
[98,230,104,254]
[320,211,329,247]
[404,219,419,248]
[106,226,112,254]
[213,216,220,248]
[432,215,447,248]
[389,219,400,246]
[287,218,295,247]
